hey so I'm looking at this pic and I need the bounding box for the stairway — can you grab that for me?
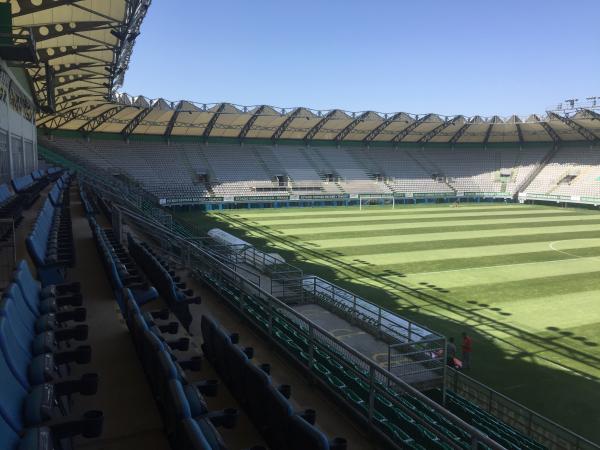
[178,144,198,180]
[192,146,218,182]
[250,147,276,180]
[515,145,561,194]
[300,147,329,180]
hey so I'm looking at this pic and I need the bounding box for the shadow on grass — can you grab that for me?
[174,209,600,444]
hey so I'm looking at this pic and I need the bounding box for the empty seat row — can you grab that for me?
[123,289,264,450]
[435,390,546,450]
[88,216,158,312]
[0,260,103,450]
[128,235,200,330]
[11,169,53,207]
[26,178,75,287]
[201,314,347,450]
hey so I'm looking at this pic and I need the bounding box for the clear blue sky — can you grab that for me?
[121,1,599,117]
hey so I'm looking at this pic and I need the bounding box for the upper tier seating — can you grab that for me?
[525,145,600,198]
[52,136,574,202]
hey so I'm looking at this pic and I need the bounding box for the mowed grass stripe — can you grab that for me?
[284,217,600,241]
[226,204,544,219]
[332,233,600,261]
[245,209,573,231]
[338,238,600,268]
[403,247,600,285]
[498,291,600,332]
[309,224,600,250]
[352,245,600,276]
[423,270,600,305]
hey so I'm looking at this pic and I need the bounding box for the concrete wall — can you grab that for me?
[0,58,37,183]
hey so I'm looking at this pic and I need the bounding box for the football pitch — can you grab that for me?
[177,203,600,442]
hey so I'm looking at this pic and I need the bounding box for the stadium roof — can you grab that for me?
[22,2,600,145]
[39,96,600,145]
[9,0,149,116]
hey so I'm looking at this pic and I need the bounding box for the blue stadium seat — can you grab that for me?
[0,295,86,357]
[0,321,101,446]
[14,260,82,313]
[128,234,200,329]
[90,220,157,311]
[26,194,74,286]
[287,414,334,450]
[0,412,54,450]
[0,317,91,388]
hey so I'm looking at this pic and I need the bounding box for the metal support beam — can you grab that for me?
[582,109,600,121]
[14,0,82,17]
[270,107,302,142]
[515,123,524,145]
[449,122,473,144]
[203,103,227,141]
[334,111,370,142]
[548,112,599,142]
[418,117,460,144]
[164,101,184,139]
[539,121,560,143]
[38,103,106,129]
[238,105,267,141]
[363,112,405,143]
[391,114,434,143]
[482,123,494,146]
[121,107,153,139]
[79,105,126,134]
[304,109,340,143]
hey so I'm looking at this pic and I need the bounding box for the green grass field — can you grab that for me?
[176,203,600,443]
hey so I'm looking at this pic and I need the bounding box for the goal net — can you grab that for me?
[358,195,396,210]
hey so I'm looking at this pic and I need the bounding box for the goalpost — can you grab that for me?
[358,195,396,211]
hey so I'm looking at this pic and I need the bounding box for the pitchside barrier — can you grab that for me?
[302,276,446,390]
[203,240,305,304]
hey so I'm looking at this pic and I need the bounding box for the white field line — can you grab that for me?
[547,239,600,263]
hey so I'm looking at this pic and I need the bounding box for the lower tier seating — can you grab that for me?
[0,260,104,450]
[26,175,75,286]
[88,216,158,311]
[128,234,200,330]
[201,314,347,450]
[429,390,546,450]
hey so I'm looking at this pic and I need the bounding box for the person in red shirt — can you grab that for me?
[461,332,472,369]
